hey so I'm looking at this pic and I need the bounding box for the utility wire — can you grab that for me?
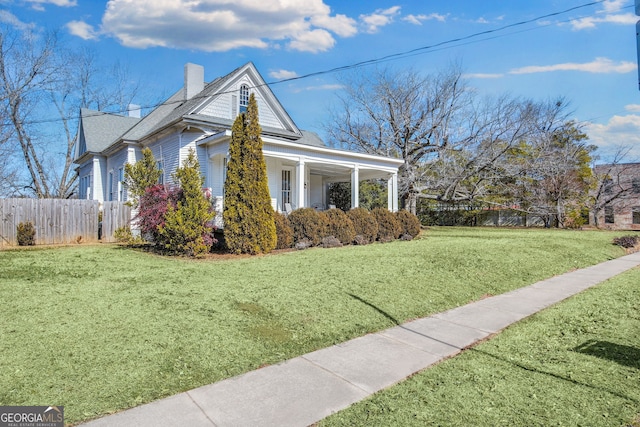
[1,0,620,128]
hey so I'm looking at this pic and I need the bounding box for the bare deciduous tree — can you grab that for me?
[326,65,470,213]
[327,65,537,214]
[507,100,595,227]
[0,24,143,198]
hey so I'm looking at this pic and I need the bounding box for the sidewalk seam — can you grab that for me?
[299,355,371,394]
[185,391,218,427]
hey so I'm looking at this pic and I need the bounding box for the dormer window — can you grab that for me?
[239,84,249,113]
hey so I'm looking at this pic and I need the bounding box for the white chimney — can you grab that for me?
[184,63,204,100]
[127,103,141,118]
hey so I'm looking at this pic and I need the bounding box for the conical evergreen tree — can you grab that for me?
[223,93,276,254]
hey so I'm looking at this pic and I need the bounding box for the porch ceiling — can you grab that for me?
[278,159,392,181]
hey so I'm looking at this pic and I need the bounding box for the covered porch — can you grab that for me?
[272,157,399,213]
[199,130,403,226]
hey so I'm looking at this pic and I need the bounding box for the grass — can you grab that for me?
[320,264,640,427]
[0,227,632,424]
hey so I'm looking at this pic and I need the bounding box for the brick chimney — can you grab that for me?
[184,63,204,100]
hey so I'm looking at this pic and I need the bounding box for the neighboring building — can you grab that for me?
[591,162,640,230]
[73,62,402,225]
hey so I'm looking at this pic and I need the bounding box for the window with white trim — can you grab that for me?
[239,84,249,113]
[282,169,291,206]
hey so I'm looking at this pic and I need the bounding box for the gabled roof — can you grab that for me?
[126,62,302,141]
[75,108,140,158]
[76,61,323,161]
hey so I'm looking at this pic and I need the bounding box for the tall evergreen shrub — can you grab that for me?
[124,147,162,207]
[223,93,277,254]
[158,149,214,257]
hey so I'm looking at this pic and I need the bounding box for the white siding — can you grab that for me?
[78,161,93,200]
[106,147,129,178]
[177,130,207,182]
[106,147,131,202]
[199,76,285,130]
[201,93,232,118]
[255,93,282,130]
[209,155,226,197]
[146,133,181,186]
[310,175,324,209]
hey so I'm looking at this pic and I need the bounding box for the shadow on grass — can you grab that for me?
[573,340,640,370]
[347,293,638,405]
[347,293,400,325]
[469,347,639,404]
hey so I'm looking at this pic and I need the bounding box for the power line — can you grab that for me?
[1,0,618,128]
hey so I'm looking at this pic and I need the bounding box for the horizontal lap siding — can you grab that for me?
[147,134,181,186]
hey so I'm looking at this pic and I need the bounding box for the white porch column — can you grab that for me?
[91,157,101,201]
[351,165,359,209]
[296,157,305,209]
[388,173,398,212]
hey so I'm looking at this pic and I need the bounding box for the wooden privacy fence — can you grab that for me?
[0,199,131,247]
[101,201,133,243]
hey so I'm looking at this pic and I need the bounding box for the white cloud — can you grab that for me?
[25,0,76,9]
[403,13,447,25]
[509,57,636,75]
[602,0,627,13]
[289,28,335,52]
[625,104,640,112]
[570,12,636,30]
[586,115,640,158]
[97,0,358,53]
[66,20,98,40]
[360,6,401,33]
[311,13,357,37]
[569,0,635,31]
[269,69,299,80]
[0,10,35,31]
[292,83,343,93]
[476,17,490,24]
[465,73,505,79]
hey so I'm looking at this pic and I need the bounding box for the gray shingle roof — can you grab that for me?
[79,108,140,153]
[77,62,326,157]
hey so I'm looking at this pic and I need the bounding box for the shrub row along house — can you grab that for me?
[73,62,402,226]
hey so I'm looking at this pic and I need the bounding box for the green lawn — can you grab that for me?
[0,227,632,424]
[320,264,640,427]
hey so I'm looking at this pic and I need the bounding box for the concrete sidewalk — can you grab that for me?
[81,251,640,427]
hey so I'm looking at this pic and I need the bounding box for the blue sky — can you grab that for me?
[2,0,640,160]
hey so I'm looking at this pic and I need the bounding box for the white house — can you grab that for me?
[73,62,402,223]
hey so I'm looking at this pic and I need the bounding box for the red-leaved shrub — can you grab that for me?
[136,184,181,242]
